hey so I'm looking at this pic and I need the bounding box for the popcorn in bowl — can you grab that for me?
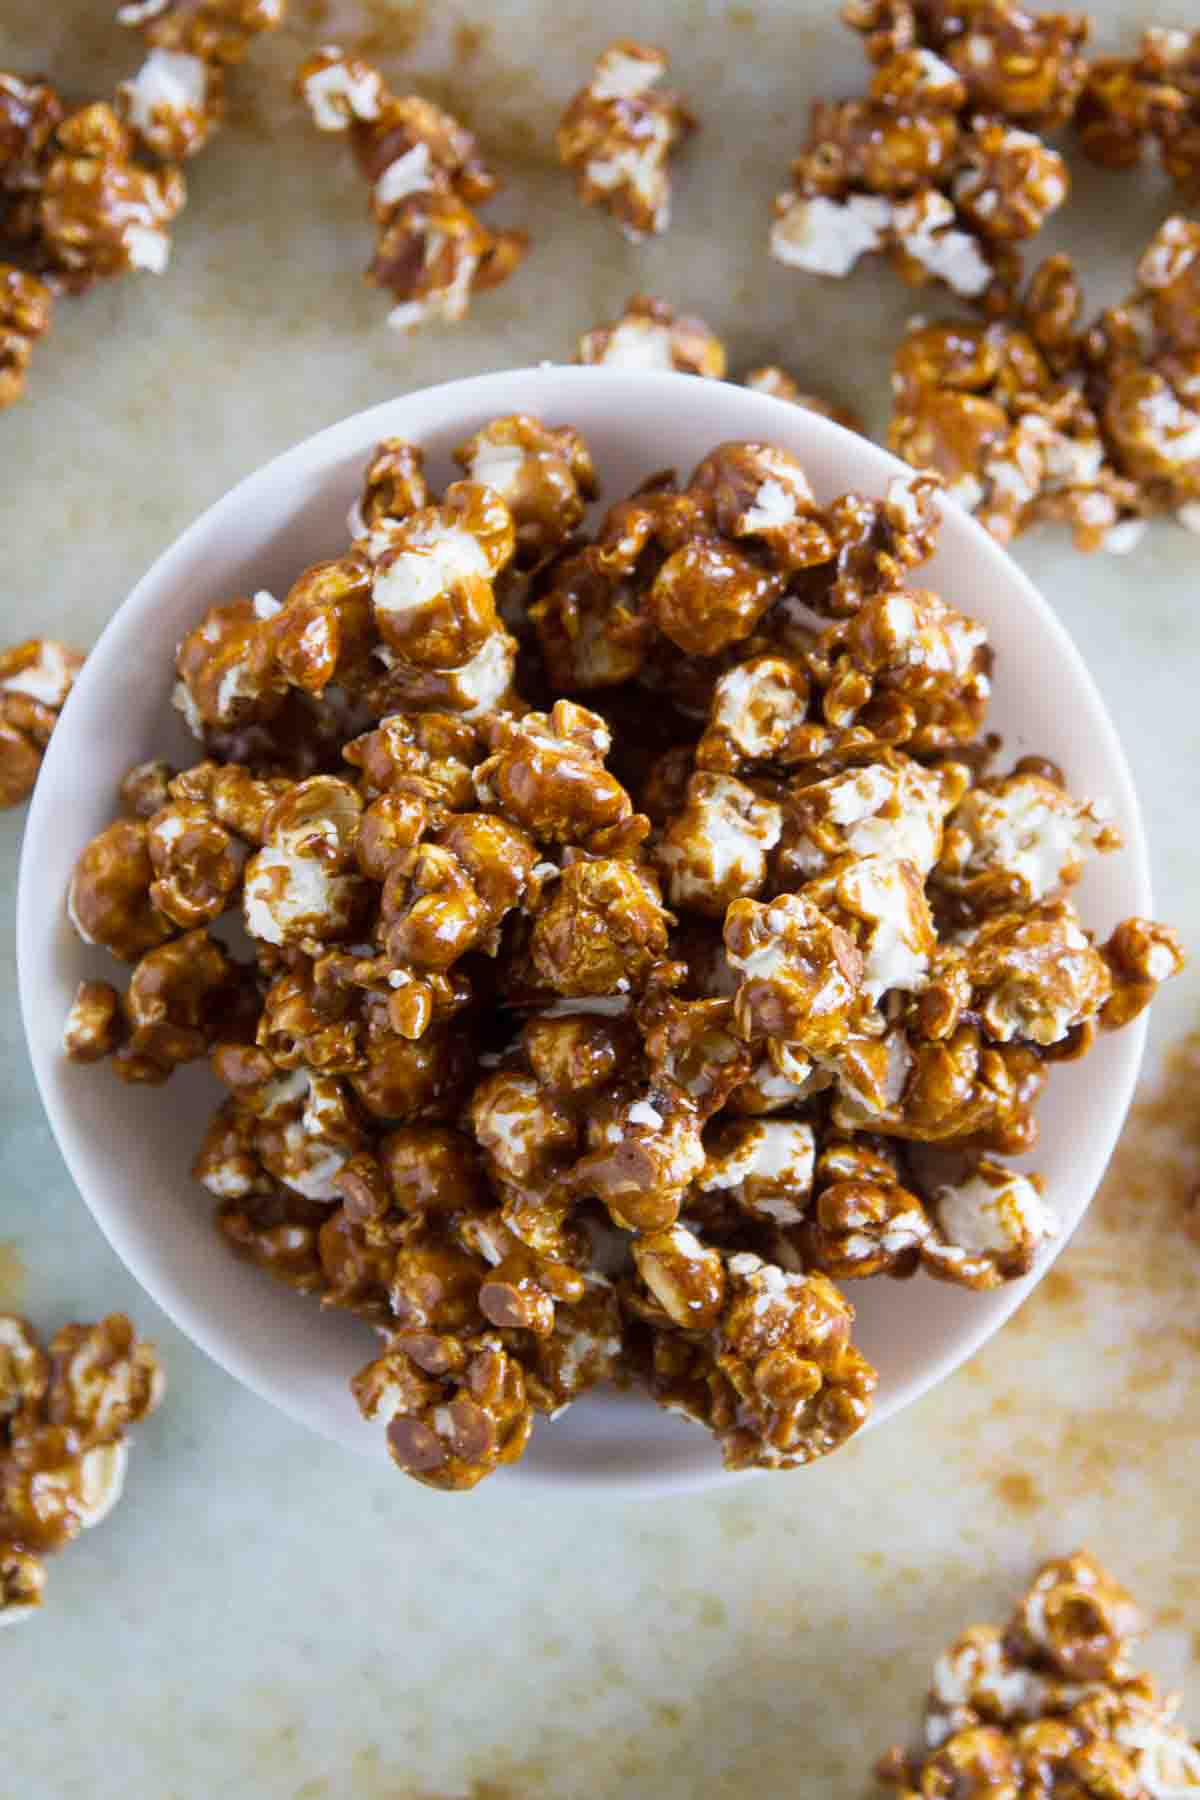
[60,415,1182,1490]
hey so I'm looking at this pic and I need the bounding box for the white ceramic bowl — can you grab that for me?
[18,366,1150,1496]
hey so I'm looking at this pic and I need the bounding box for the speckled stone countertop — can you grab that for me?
[3,1,1199,1795]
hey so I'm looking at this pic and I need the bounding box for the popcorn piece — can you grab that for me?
[0,1317,48,1419]
[698,1118,816,1226]
[631,1224,725,1328]
[1009,1551,1142,1681]
[0,266,53,411]
[0,637,83,806]
[214,1187,328,1290]
[353,1333,532,1491]
[815,586,991,756]
[113,928,242,1083]
[937,768,1120,909]
[964,897,1113,1047]
[557,40,695,241]
[0,1547,46,1626]
[570,1087,706,1233]
[34,104,186,287]
[776,754,962,887]
[576,293,727,376]
[696,657,813,774]
[0,1311,163,1623]
[656,773,783,918]
[61,975,122,1063]
[1100,915,1186,1031]
[118,48,220,159]
[0,72,64,198]
[652,1253,877,1470]
[296,47,527,334]
[120,0,286,65]
[875,1551,1200,1795]
[725,893,866,1059]
[801,1136,931,1277]
[67,819,176,962]
[242,775,367,950]
[351,439,430,541]
[530,858,671,997]
[922,1157,1055,1287]
[474,701,644,853]
[44,1315,165,1445]
[453,415,597,568]
[369,485,513,670]
[742,365,864,433]
[1075,27,1200,202]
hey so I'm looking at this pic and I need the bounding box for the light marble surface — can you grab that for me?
[3,1,1199,1795]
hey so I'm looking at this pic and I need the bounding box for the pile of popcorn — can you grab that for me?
[770,0,1085,309]
[876,1550,1200,1795]
[0,0,286,407]
[888,215,1200,552]
[0,1312,163,1625]
[60,418,1182,1489]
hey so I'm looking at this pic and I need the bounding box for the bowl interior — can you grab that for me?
[17,367,1149,1496]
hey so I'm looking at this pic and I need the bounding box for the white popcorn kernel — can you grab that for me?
[893,192,992,297]
[1103,518,1148,555]
[591,318,679,370]
[303,53,384,130]
[374,141,435,208]
[934,1165,1055,1260]
[589,45,663,101]
[122,48,208,137]
[123,224,171,274]
[0,640,75,708]
[771,193,891,278]
[76,1439,130,1530]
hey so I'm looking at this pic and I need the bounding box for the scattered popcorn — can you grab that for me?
[771,15,1073,308]
[0,1313,163,1625]
[295,45,527,334]
[876,1550,1200,1795]
[0,638,85,808]
[557,40,695,241]
[889,221,1200,549]
[576,293,727,376]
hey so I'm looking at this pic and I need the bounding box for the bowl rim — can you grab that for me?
[17,364,1151,1496]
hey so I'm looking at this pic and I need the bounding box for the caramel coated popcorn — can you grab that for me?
[64,417,1181,1489]
[742,366,865,434]
[0,638,85,808]
[770,21,1072,309]
[296,46,527,334]
[557,41,695,242]
[889,220,1200,548]
[0,265,53,409]
[0,5,280,403]
[0,1313,163,1625]
[845,0,1091,130]
[876,1550,1200,1795]
[576,293,727,377]
[1075,27,1200,203]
